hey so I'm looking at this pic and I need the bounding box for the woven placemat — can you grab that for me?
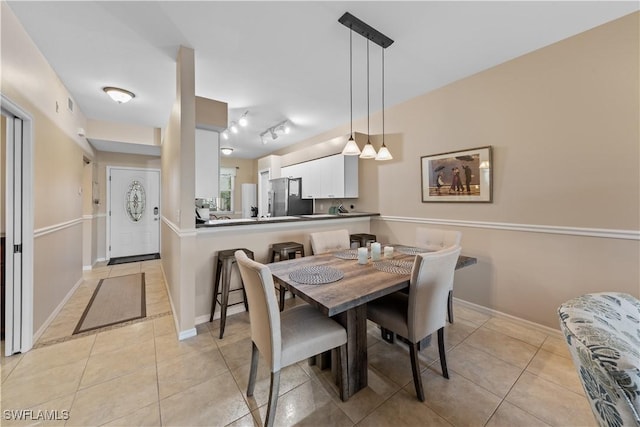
[395,246,429,255]
[334,249,368,260]
[289,266,345,285]
[373,260,414,275]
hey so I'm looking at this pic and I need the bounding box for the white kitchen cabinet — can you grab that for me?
[282,154,358,199]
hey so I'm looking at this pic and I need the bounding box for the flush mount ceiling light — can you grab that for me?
[220,147,234,155]
[338,12,394,160]
[103,86,135,104]
[260,120,292,144]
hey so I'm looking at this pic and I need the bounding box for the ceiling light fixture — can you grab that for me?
[220,147,234,155]
[238,111,249,127]
[359,40,377,159]
[375,47,392,161]
[338,12,394,160]
[221,130,229,140]
[229,122,239,133]
[103,86,135,104]
[260,120,292,144]
[342,28,361,156]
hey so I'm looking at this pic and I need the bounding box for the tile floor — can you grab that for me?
[0,260,595,426]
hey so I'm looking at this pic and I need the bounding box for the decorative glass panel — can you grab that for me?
[125,180,146,222]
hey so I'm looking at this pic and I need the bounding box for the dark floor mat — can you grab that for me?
[107,253,160,265]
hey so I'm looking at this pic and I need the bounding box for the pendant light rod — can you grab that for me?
[338,12,394,49]
[367,39,370,141]
[350,29,353,138]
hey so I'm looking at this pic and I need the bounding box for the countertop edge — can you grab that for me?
[196,213,380,228]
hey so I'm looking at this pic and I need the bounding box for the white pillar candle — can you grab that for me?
[357,247,368,264]
[371,242,381,261]
[384,246,394,259]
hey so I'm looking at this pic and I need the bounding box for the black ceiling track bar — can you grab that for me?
[338,12,394,49]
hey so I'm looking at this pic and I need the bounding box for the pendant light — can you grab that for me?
[360,39,377,159]
[375,47,393,161]
[342,29,361,156]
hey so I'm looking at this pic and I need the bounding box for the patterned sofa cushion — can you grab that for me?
[558,292,640,427]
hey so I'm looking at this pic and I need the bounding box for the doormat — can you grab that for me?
[73,273,146,334]
[108,253,160,265]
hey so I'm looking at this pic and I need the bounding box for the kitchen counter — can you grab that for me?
[196,212,379,228]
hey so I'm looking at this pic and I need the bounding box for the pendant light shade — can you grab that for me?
[342,29,361,156]
[376,48,392,161]
[360,40,377,159]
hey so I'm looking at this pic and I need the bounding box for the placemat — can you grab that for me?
[289,266,345,285]
[333,249,367,260]
[373,260,414,275]
[395,246,430,255]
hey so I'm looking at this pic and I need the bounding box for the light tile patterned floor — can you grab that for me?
[0,260,596,426]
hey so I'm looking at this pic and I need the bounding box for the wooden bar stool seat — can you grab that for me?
[210,248,254,338]
[349,233,377,248]
[269,241,304,310]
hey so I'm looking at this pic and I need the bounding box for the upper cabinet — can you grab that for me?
[281,154,358,199]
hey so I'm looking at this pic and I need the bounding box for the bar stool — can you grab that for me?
[350,233,377,248]
[269,241,305,310]
[210,248,254,339]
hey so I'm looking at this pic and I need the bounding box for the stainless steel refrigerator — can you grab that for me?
[268,177,313,217]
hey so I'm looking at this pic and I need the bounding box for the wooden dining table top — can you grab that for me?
[267,248,477,317]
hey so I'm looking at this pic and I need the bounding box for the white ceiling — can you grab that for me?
[8,1,638,159]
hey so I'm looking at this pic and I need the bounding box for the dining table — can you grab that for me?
[267,245,477,400]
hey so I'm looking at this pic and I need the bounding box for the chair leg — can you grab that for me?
[409,342,425,402]
[265,371,281,427]
[219,259,232,339]
[438,327,449,379]
[247,342,259,397]
[210,260,222,322]
[447,290,454,323]
[278,284,286,312]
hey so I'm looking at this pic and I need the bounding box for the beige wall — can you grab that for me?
[1,116,5,235]
[269,13,640,328]
[161,46,197,337]
[86,119,160,146]
[1,2,91,335]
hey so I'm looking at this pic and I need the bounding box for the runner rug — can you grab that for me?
[73,273,146,334]
[107,253,160,265]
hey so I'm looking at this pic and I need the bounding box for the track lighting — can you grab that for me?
[229,122,239,133]
[260,120,292,144]
[238,111,249,127]
[221,130,229,140]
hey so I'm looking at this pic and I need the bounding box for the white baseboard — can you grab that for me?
[178,328,197,340]
[454,297,563,339]
[33,276,84,343]
[195,303,248,326]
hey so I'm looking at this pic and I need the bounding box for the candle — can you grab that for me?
[384,246,394,259]
[371,242,381,261]
[357,247,368,265]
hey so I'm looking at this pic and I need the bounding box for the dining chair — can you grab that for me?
[234,250,348,427]
[367,245,462,402]
[415,227,462,323]
[309,229,351,254]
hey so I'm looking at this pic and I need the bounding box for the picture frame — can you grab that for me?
[421,146,492,203]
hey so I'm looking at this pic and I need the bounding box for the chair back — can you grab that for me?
[310,229,350,254]
[415,227,461,251]
[235,250,282,371]
[558,293,640,426]
[407,245,461,342]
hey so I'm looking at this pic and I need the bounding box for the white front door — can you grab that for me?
[108,167,160,259]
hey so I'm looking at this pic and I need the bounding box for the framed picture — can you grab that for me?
[421,146,492,203]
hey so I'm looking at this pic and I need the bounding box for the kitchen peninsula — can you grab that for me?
[193,213,380,325]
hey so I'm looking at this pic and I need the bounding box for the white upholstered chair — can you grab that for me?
[309,229,351,254]
[558,293,640,426]
[234,250,348,427]
[415,227,462,323]
[367,245,462,402]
